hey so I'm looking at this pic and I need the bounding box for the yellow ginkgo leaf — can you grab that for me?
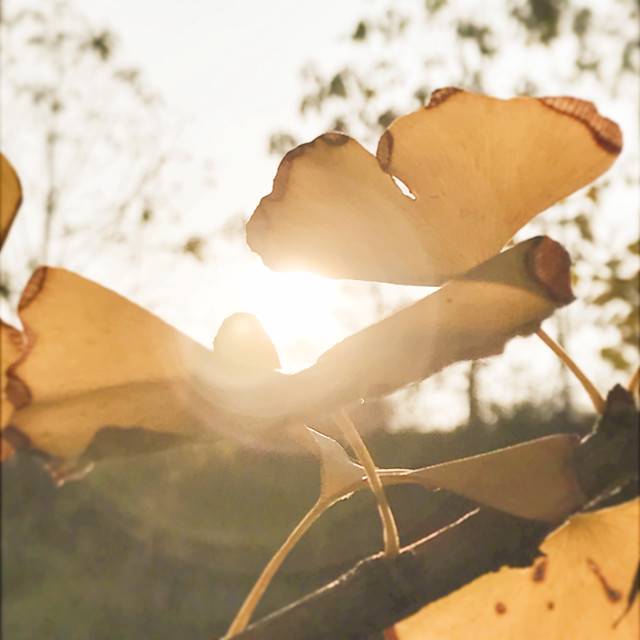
[1,321,24,461]
[404,434,585,522]
[0,153,22,250]
[285,236,573,408]
[391,498,639,640]
[247,88,621,285]
[3,235,573,481]
[4,267,287,481]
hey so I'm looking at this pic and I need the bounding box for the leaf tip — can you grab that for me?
[530,237,575,305]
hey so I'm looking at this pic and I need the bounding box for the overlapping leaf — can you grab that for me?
[402,434,585,522]
[0,153,25,461]
[248,88,622,285]
[281,236,574,407]
[3,270,293,482]
[4,234,574,480]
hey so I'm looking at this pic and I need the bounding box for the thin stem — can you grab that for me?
[333,408,400,558]
[225,498,329,637]
[223,465,416,637]
[536,328,605,414]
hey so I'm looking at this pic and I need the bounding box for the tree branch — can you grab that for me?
[232,386,639,640]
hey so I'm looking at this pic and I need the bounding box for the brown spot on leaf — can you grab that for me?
[377,130,394,171]
[323,131,350,146]
[5,370,31,409]
[587,558,623,603]
[2,425,32,450]
[532,557,547,582]
[383,626,401,640]
[495,602,507,614]
[539,96,622,156]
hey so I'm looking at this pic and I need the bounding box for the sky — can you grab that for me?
[2,0,638,430]
[73,0,370,223]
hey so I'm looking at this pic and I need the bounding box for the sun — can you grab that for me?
[237,264,346,372]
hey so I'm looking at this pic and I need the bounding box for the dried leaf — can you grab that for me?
[4,268,288,481]
[248,88,621,285]
[0,153,22,249]
[392,498,639,639]
[283,237,574,408]
[407,434,585,522]
[1,321,24,461]
[3,236,573,479]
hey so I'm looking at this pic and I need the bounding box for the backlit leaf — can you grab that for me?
[1,321,24,461]
[405,434,585,522]
[248,88,621,285]
[285,237,574,408]
[3,236,573,481]
[0,153,22,249]
[391,498,639,639]
[4,268,288,482]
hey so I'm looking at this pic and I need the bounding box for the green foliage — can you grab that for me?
[352,21,367,40]
[511,0,567,44]
[456,22,496,56]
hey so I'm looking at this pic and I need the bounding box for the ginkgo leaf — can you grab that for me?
[402,434,585,522]
[3,267,288,482]
[277,236,573,409]
[0,153,22,249]
[306,431,586,521]
[1,321,24,461]
[3,235,572,481]
[391,498,639,640]
[307,427,364,502]
[247,88,621,285]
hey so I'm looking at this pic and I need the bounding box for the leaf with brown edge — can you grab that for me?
[1,321,24,461]
[247,88,621,285]
[403,434,586,522]
[3,236,573,482]
[268,236,574,413]
[0,153,22,249]
[391,498,639,640]
[4,268,291,483]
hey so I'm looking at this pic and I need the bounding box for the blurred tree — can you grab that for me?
[268,0,639,424]
[0,0,216,315]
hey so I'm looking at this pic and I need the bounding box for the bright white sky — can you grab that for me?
[74,0,370,221]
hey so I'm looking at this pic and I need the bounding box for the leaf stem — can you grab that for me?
[225,498,329,637]
[333,408,400,558]
[536,328,605,414]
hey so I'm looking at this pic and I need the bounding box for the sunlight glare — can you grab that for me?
[238,266,344,371]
